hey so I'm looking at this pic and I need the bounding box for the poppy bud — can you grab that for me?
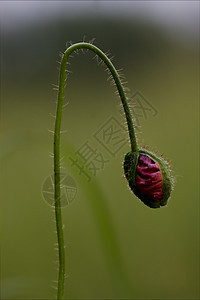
[124,149,172,208]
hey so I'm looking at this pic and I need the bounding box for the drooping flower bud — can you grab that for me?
[124,149,172,208]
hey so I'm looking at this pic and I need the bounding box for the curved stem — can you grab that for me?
[54,42,137,299]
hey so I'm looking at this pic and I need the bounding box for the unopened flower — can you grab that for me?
[124,149,172,208]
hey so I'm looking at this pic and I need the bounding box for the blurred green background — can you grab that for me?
[1,1,199,299]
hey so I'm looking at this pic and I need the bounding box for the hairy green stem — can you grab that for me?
[54,42,137,299]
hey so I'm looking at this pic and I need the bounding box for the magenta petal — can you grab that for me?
[136,154,162,202]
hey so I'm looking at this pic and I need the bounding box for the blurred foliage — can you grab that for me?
[2,16,174,88]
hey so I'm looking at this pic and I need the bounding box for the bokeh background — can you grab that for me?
[1,1,199,299]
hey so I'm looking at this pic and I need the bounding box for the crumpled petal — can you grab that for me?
[136,154,162,202]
